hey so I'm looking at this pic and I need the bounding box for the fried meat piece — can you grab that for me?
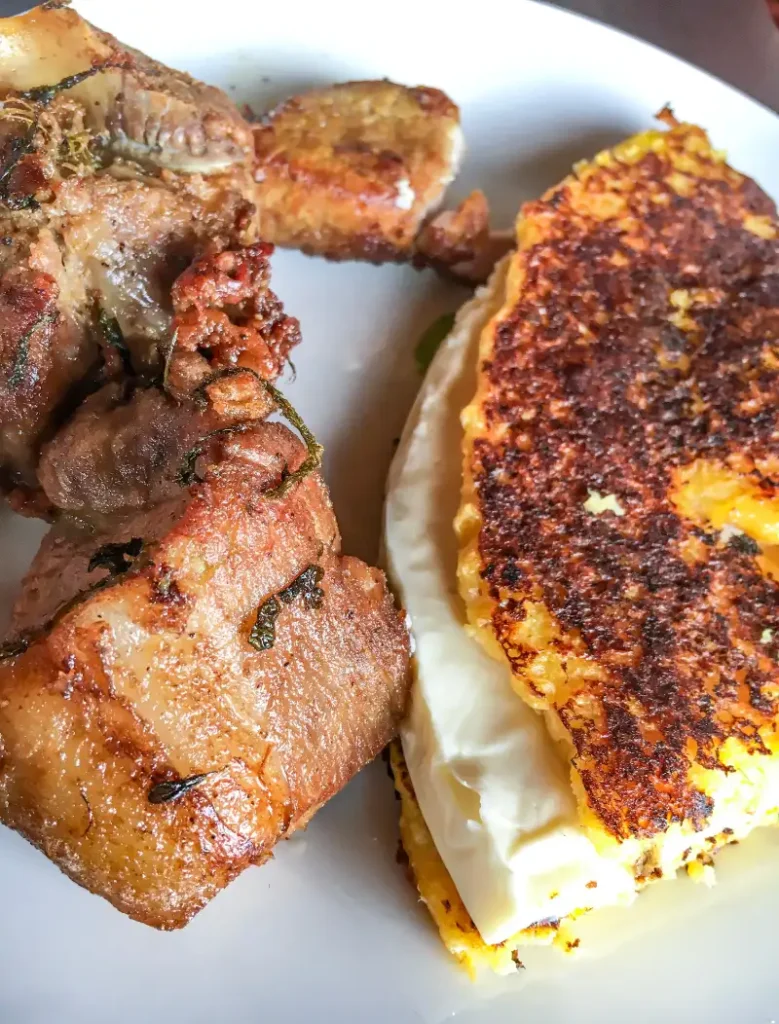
[0,183,254,495]
[413,190,513,283]
[0,5,413,933]
[32,242,299,520]
[3,417,410,929]
[3,238,297,523]
[458,116,779,873]
[0,6,257,495]
[165,244,300,395]
[0,5,254,175]
[253,80,462,261]
[36,371,274,519]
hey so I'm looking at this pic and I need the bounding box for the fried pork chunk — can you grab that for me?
[36,369,273,520]
[253,80,463,261]
[0,220,409,927]
[0,5,257,496]
[2,407,410,928]
[458,115,779,880]
[413,190,514,283]
[4,239,297,521]
[30,242,299,520]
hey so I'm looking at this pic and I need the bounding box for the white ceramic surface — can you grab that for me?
[1,2,778,1021]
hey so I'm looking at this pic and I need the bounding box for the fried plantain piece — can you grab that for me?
[253,79,462,261]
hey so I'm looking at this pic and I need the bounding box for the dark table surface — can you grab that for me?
[552,0,779,111]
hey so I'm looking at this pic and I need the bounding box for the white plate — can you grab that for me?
[2,3,778,1021]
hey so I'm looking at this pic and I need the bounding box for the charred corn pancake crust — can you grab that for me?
[458,119,779,864]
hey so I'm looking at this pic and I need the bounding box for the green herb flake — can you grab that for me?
[87,537,143,576]
[98,309,133,375]
[248,564,325,654]
[8,312,57,387]
[0,64,122,209]
[414,312,455,374]
[278,564,325,609]
[262,380,323,499]
[177,424,250,487]
[0,637,29,660]
[248,595,281,651]
[148,772,213,805]
[19,68,107,107]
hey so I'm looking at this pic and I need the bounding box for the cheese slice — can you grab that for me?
[384,260,636,947]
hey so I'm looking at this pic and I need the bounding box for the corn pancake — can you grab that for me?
[385,260,637,971]
[457,113,779,881]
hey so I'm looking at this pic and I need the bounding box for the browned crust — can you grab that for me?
[165,243,300,394]
[0,5,255,170]
[465,122,779,840]
[0,259,93,492]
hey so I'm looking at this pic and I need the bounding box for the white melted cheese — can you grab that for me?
[384,261,636,945]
